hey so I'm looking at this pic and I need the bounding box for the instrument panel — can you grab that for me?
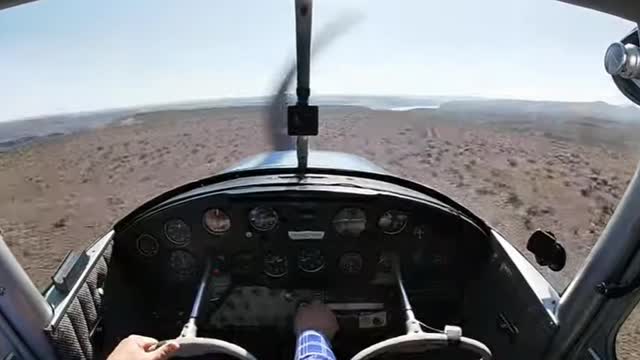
[122,188,486,295]
[106,175,490,353]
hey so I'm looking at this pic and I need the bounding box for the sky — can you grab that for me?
[0,0,636,122]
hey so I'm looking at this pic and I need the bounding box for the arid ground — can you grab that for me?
[1,106,639,357]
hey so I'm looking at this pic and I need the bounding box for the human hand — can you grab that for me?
[294,301,339,340]
[106,335,180,360]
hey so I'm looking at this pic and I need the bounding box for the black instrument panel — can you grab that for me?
[102,174,560,360]
[117,188,488,293]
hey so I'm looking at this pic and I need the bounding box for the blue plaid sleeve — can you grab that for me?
[295,330,336,360]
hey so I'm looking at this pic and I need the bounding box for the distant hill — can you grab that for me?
[0,110,135,151]
[432,99,640,149]
[437,99,640,123]
[0,96,638,152]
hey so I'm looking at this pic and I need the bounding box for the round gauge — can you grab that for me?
[164,219,191,246]
[339,252,363,275]
[136,234,159,257]
[332,208,367,237]
[378,210,409,235]
[263,253,288,278]
[203,209,231,234]
[297,248,325,273]
[249,207,279,231]
[168,250,196,281]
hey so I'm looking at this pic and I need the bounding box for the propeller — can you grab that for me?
[265,8,363,151]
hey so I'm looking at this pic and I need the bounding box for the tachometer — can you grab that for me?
[378,210,408,235]
[263,253,288,278]
[168,250,196,281]
[203,209,231,234]
[164,219,191,246]
[339,252,363,275]
[333,208,367,237]
[249,207,278,231]
[297,248,325,273]
[136,234,159,257]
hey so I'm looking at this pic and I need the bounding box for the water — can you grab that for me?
[389,105,441,111]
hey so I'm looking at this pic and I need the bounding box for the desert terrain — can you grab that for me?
[1,101,639,357]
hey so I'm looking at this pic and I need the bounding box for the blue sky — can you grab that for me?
[0,0,635,122]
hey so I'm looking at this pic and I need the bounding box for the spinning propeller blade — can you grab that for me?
[265,10,363,150]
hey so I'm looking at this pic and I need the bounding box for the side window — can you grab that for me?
[618,305,640,359]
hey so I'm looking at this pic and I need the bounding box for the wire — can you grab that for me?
[417,320,445,334]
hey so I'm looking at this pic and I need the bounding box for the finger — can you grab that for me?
[128,335,159,347]
[142,341,160,351]
[146,341,180,360]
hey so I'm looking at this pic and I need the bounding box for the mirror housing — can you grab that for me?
[605,27,640,106]
[526,230,566,272]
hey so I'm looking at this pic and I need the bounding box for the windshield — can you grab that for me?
[0,0,639,357]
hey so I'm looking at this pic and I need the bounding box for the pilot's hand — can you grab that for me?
[294,301,339,340]
[106,335,180,360]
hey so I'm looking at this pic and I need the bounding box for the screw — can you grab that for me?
[283,292,294,302]
[0,287,5,296]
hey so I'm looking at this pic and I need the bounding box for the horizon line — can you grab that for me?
[0,93,633,124]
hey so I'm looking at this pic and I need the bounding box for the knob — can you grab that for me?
[605,42,640,79]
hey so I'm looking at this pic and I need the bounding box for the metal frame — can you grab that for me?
[44,230,114,329]
[548,161,640,359]
[0,232,55,359]
[0,0,34,10]
[294,0,312,173]
[0,310,37,359]
[559,0,640,22]
[0,229,113,360]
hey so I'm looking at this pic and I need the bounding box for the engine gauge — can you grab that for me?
[249,207,278,231]
[297,248,325,273]
[164,219,191,246]
[339,252,363,275]
[203,209,231,234]
[136,234,159,257]
[168,250,196,281]
[263,253,288,278]
[332,208,367,237]
[378,210,409,235]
